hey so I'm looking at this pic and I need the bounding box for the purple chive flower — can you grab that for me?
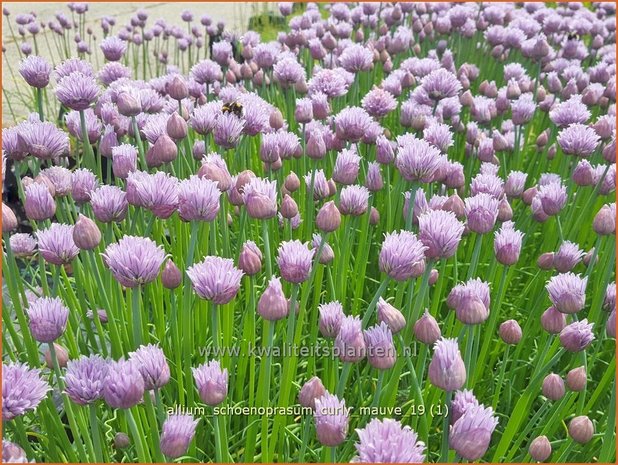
[494,221,524,265]
[239,176,277,219]
[546,272,587,314]
[505,171,527,197]
[557,123,601,158]
[191,60,223,85]
[2,440,30,462]
[339,185,370,216]
[258,276,288,321]
[276,240,314,284]
[470,173,504,199]
[36,223,80,265]
[396,137,444,183]
[2,363,50,420]
[536,181,567,216]
[421,68,462,100]
[103,359,145,409]
[604,282,616,312]
[554,241,585,273]
[314,392,349,447]
[339,43,373,73]
[213,112,245,149]
[305,169,330,200]
[71,168,98,204]
[448,278,491,325]
[319,301,345,339]
[334,107,374,143]
[451,389,479,424]
[379,230,427,281]
[111,144,138,179]
[193,360,228,405]
[26,296,69,343]
[102,235,166,288]
[10,233,37,258]
[364,322,396,370]
[178,176,221,222]
[18,120,69,160]
[159,414,199,459]
[19,55,52,88]
[129,344,171,390]
[418,209,465,260]
[100,36,127,62]
[55,71,100,111]
[354,418,425,463]
[42,166,72,196]
[187,256,243,304]
[335,315,366,363]
[64,354,109,405]
[308,68,349,98]
[511,93,535,125]
[424,122,454,153]
[332,148,361,185]
[428,338,466,391]
[273,57,305,88]
[465,193,500,234]
[127,171,179,219]
[560,319,595,352]
[24,183,56,221]
[91,185,128,223]
[449,404,498,461]
[212,40,232,66]
[361,88,397,118]
[549,95,590,127]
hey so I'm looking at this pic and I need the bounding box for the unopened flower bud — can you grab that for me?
[566,366,587,392]
[542,373,565,401]
[529,435,551,462]
[238,241,262,276]
[414,310,441,345]
[44,343,69,368]
[568,416,594,444]
[161,259,182,289]
[316,201,341,232]
[72,214,101,250]
[537,252,554,270]
[499,319,522,344]
[280,194,298,219]
[299,376,326,410]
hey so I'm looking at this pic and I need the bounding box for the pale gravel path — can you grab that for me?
[2,2,275,124]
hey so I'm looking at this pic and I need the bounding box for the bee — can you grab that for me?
[567,32,580,41]
[222,101,243,118]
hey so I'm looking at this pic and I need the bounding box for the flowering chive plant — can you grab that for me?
[1,2,616,464]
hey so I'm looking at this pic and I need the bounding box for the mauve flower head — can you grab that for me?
[546,272,587,314]
[18,120,69,160]
[354,418,425,463]
[213,112,245,149]
[333,147,361,185]
[449,404,498,461]
[2,440,30,463]
[212,40,232,66]
[424,122,454,153]
[536,181,567,216]
[24,182,56,221]
[187,256,243,304]
[238,241,262,276]
[504,170,527,197]
[396,137,444,183]
[91,185,128,223]
[178,176,221,222]
[379,230,427,281]
[451,389,479,425]
[56,71,100,111]
[100,36,127,61]
[2,362,50,420]
[557,123,600,157]
[64,354,109,405]
[560,319,595,352]
[604,282,616,312]
[111,143,137,179]
[470,172,504,199]
[339,43,373,73]
[42,166,72,196]
[319,301,345,339]
[553,241,585,273]
[364,322,396,370]
[159,414,199,459]
[26,296,69,343]
[494,221,524,265]
[103,359,145,409]
[448,278,491,325]
[127,171,179,219]
[314,392,349,446]
[98,62,132,86]
[465,193,500,234]
[305,169,330,201]
[193,360,228,405]
[102,235,166,288]
[335,107,373,143]
[258,276,288,321]
[54,59,94,81]
[36,223,80,265]
[428,338,466,391]
[549,95,591,127]
[361,87,397,118]
[10,233,37,258]
[19,55,52,88]
[339,185,370,216]
[308,68,349,98]
[421,68,462,100]
[129,344,171,390]
[276,240,314,284]
[418,209,465,259]
[376,135,395,164]
[71,168,98,204]
[242,177,277,219]
[511,92,535,125]
[191,59,223,85]
[273,56,305,88]
[335,315,366,363]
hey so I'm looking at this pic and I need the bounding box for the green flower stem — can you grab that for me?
[131,115,146,169]
[298,414,312,463]
[491,345,510,410]
[466,233,484,280]
[36,87,44,121]
[398,334,429,443]
[126,407,149,462]
[336,362,352,398]
[262,219,273,277]
[360,277,390,328]
[130,286,143,349]
[440,390,453,462]
[371,371,385,408]
[89,404,104,462]
[256,320,276,462]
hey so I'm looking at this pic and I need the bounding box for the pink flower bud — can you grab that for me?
[568,416,594,444]
[72,214,101,250]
